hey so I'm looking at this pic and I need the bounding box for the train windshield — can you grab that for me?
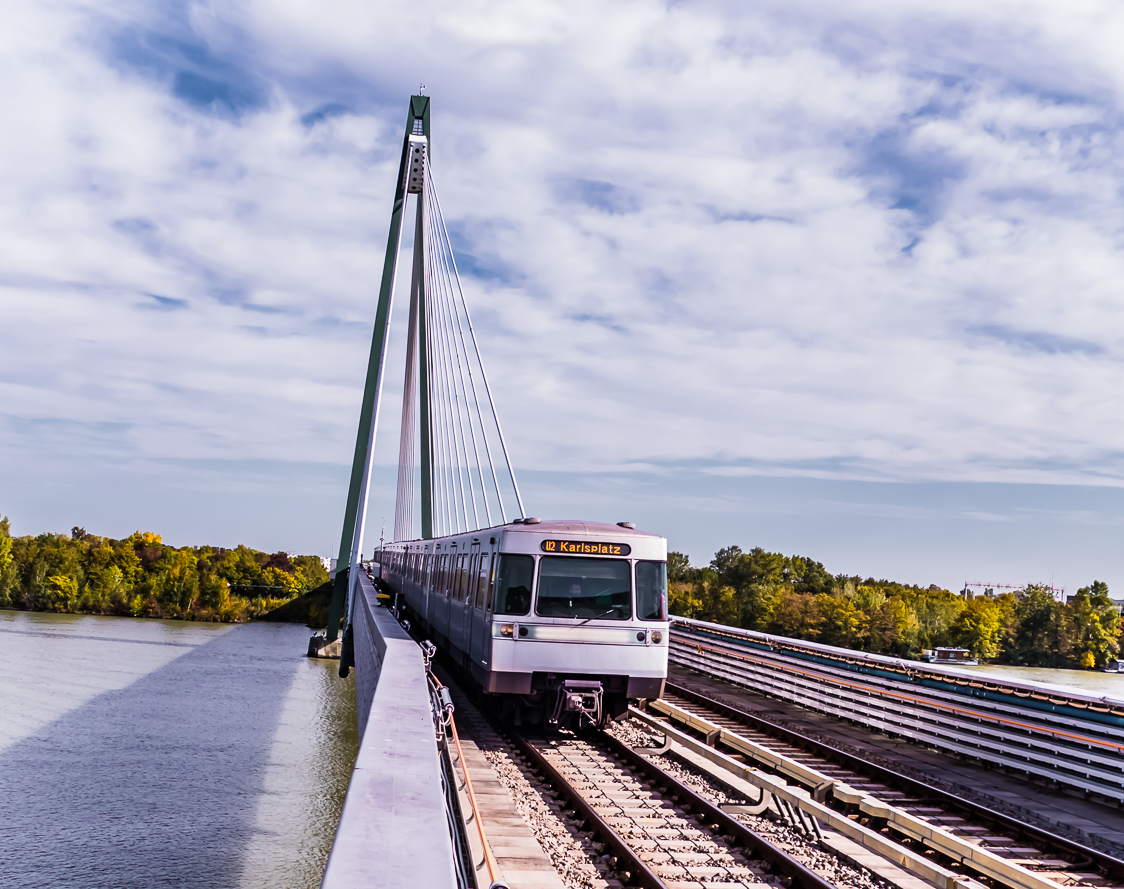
[536,557,632,620]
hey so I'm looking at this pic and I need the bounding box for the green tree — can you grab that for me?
[0,515,13,607]
[45,575,80,612]
[950,596,1003,659]
[709,546,743,583]
[157,549,200,612]
[1070,582,1121,669]
[811,594,863,648]
[1007,585,1072,667]
[912,589,963,650]
[786,556,832,594]
[667,552,692,584]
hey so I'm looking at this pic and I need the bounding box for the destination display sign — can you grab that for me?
[540,540,631,556]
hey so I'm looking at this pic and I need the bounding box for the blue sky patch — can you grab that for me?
[301,103,350,128]
[108,25,266,118]
[855,124,965,228]
[969,324,1104,356]
[556,178,640,214]
[143,294,188,311]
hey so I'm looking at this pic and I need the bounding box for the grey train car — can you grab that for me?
[376,518,669,727]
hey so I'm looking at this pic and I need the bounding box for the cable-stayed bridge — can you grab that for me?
[317,97,1124,889]
[323,94,525,656]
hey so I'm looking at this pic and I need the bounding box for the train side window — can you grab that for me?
[636,561,667,621]
[484,554,497,612]
[463,554,476,603]
[492,554,533,616]
[453,554,466,601]
[475,553,491,609]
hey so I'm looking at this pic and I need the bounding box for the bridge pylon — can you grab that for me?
[326,96,524,654]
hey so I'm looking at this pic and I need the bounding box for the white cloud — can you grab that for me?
[5,0,1124,558]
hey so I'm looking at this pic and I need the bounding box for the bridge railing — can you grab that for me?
[321,571,458,889]
[670,616,1124,808]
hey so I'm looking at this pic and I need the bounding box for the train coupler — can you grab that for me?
[550,679,603,729]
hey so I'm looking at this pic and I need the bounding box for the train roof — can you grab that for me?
[505,519,663,539]
[384,519,665,548]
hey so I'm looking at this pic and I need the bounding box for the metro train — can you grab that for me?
[375,518,669,728]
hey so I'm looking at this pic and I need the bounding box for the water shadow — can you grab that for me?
[0,622,304,888]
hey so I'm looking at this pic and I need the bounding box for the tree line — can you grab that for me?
[0,514,328,622]
[668,546,1122,670]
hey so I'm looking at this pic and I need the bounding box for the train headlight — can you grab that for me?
[499,624,514,637]
[651,631,663,644]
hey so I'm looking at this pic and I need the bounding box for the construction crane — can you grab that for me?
[961,582,1066,601]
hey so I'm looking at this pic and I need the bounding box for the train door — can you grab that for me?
[468,546,495,666]
[426,548,442,632]
[449,551,467,652]
[460,543,480,657]
[417,549,430,622]
[435,551,451,638]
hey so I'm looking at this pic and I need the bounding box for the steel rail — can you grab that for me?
[665,681,1124,879]
[514,729,839,889]
[512,732,666,889]
[599,731,839,889]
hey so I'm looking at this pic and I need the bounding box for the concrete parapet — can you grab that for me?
[321,573,457,889]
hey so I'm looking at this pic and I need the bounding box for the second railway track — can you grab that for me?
[656,680,1124,889]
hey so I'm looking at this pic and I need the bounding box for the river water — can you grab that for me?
[0,610,358,889]
[958,663,1124,699]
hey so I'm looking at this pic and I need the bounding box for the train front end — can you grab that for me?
[484,520,668,728]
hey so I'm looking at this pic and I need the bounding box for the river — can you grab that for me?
[961,663,1124,698]
[0,610,358,889]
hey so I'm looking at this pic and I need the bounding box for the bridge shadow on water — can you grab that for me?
[0,622,311,889]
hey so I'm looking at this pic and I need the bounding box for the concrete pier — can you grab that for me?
[307,635,342,659]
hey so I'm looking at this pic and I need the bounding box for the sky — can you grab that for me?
[4,0,1124,594]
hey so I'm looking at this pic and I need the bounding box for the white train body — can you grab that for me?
[376,519,668,725]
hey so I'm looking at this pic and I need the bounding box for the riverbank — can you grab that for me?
[0,518,329,625]
[0,591,300,623]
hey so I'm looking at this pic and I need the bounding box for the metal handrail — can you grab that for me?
[430,673,508,889]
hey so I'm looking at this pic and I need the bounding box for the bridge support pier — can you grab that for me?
[307,635,342,659]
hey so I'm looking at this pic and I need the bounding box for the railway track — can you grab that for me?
[515,728,838,889]
[656,680,1124,889]
[437,663,882,889]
